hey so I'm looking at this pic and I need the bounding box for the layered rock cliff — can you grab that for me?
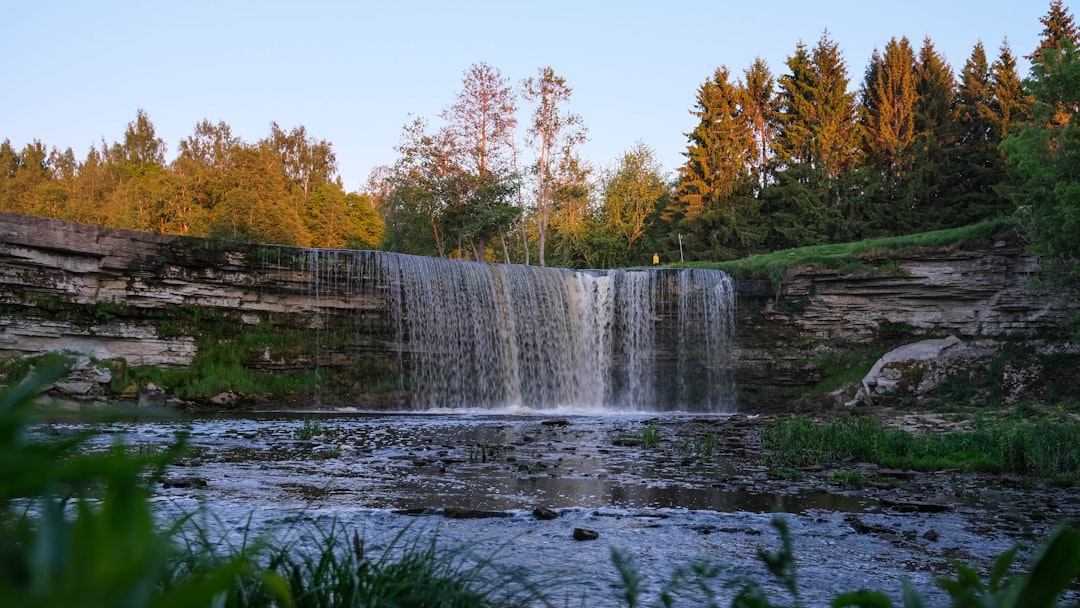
[733,234,1078,409]
[1,212,1075,411]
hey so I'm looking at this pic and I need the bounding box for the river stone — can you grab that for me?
[572,527,599,541]
[533,506,559,520]
[442,506,511,519]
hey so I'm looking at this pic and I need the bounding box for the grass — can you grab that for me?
[467,443,508,463]
[675,428,721,459]
[760,414,1080,483]
[293,416,339,440]
[679,217,1014,280]
[639,425,662,449]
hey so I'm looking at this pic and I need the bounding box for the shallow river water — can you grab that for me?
[54,411,1080,607]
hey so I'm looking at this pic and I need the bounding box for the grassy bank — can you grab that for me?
[679,217,1015,280]
[760,413,1080,485]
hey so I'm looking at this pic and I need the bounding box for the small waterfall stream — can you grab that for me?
[294,250,736,412]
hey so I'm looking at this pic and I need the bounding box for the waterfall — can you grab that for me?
[378,254,736,413]
[290,249,735,412]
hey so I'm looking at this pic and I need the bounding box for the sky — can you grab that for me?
[3,1,1064,193]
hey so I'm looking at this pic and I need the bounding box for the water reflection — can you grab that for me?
[64,412,870,514]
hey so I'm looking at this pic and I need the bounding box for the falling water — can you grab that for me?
[377,254,736,413]
[287,249,735,412]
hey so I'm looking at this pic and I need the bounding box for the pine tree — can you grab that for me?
[808,33,863,180]
[1028,0,1079,67]
[743,57,776,191]
[862,37,919,178]
[990,40,1031,138]
[673,66,762,258]
[909,37,957,230]
[765,33,860,248]
[948,42,1009,225]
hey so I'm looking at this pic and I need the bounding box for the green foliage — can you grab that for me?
[467,443,508,463]
[675,429,721,459]
[292,416,339,441]
[829,470,867,489]
[934,524,1080,608]
[639,425,662,450]
[0,363,538,608]
[0,362,245,608]
[610,516,1080,608]
[1002,35,1080,290]
[760,414,1080,482]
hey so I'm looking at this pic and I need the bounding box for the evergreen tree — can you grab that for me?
[861,37,918,179]
[673,66,762,259]
[948,42,1004,225]
[808,33,862,181]
[990,40,1031,137]
[1028,0,1079,67]
[909,37,957,230]
[766,33,860,247]
[743,57,776,191]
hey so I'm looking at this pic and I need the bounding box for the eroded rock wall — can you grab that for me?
[1,212,1075,411]
[733,236,1077,409]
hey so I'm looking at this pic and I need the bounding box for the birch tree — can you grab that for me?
[522,66,586,267]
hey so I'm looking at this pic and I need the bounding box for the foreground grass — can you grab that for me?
[760,413,1080,484]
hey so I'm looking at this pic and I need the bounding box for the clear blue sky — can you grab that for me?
[4,1,1062,193]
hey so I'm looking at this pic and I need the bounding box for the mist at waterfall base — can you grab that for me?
[304,250,737,413]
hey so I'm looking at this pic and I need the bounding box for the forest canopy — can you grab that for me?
[1,1,1077,282]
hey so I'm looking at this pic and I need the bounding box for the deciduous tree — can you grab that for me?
[522,66,587,266]
[601,142,668,262]
[1002,35,1080,289]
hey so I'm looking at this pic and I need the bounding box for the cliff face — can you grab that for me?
[733,237,1077,409]
[1,212,1075,411]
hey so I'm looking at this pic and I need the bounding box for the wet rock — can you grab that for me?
[542,419,571,427]
[533,506,559,520]
[877,469,917,480]
[923,528,940,541]
[442,506,511,519]
[573,528,599,541]
[138,383,167,408]
[879,496,952,513]
[392,507,436,516]
[210,391,239,406]
[162,476,208,489]
[844,515,895,536]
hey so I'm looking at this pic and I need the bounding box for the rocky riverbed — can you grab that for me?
[43,410,1080,606]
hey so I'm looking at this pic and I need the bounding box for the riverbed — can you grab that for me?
[52,411,1080,606]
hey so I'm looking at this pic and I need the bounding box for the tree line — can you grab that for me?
[2,2,1077,276]
[0,113,383,250]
